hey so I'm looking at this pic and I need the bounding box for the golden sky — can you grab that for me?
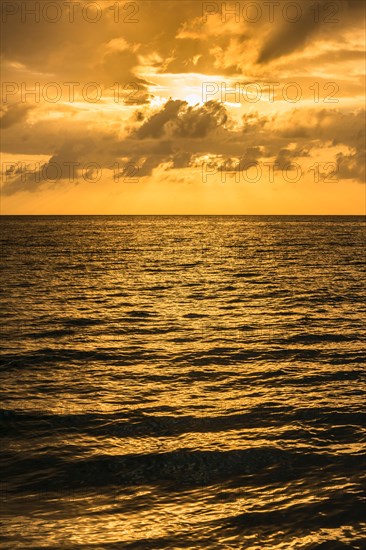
[0,0,365,214]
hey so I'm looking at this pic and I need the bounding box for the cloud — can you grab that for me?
[275,108,365,150]
[336,151,366,182]
[275,147,311,170]
[135,100,185,138]
[2,98,365,196]
[257,0,366,64]
[135,100,228,139]
[257,1,321,64]
[0,103,33,129]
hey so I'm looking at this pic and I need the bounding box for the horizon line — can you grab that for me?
[1,214,365,217]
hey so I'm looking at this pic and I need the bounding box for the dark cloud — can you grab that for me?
[172,151,192,168]
[171,101,228,138]
[0,103,32,129]
[257,2,321,64]
[277,108,365,150]
[257,0,365,64]
[219,146,262,173]
[275,147,310,169]
[135,100,185,138]
[2,100,365,196]
[135,100,228,139]
[336,151,366,183]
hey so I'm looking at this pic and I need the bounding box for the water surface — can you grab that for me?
[1,216,365,549]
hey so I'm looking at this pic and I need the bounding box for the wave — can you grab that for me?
[1,407,364,444]
[3,445,365,495]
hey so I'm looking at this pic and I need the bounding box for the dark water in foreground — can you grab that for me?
[0,216,365,549]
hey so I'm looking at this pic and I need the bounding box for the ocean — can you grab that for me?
[1,215,365,549]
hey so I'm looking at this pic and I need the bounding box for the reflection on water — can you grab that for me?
[1,216,365,548]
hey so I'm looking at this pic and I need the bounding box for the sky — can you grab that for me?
[0,0,365,214]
